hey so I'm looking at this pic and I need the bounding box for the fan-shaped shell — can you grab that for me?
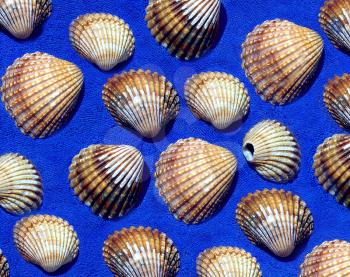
[0,250,9,277]
[13,214,79,273]
[70,13,135,71]
[184,72,250,129]
[103,226,180,277]
[102,69,180,138]
[236,189,314,257]
[69,144,144,219]
[241,19,324,105]
[155,138,237,224]
[145,0,221,60]
[243,120,301,183]
[1,52,84,138]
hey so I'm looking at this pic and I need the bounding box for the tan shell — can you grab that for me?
[13,214,79,273]
[102,69,180,138]
[0,249,9,277]
[236,189,314,257]
[243,120,301,183]
[155,138,237,224]
[241,19,324,105]
[184,72,250,129]
[69,144,144,219]
[1,52,84,138]
[103,226,180,277]
[197,246,262,277]
[145,0,221,60]
[70,13,135,71]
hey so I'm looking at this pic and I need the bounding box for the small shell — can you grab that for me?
[155,138,237,224]
[145,0,221,60]
[70,13,135,71]
[184,72,250,129]
[242,120,301,183]
[69,144,144,219]
[13,214,79,273]
[1,52,84,138]
[241,19,324,105]
[236,189,313,257]
[0,153,42,215]
[102,69,180,138]
[0,250,9,277]
[197,246,262,277]
[103,226,180,277]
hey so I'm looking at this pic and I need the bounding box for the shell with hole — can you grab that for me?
[0,250,9,277]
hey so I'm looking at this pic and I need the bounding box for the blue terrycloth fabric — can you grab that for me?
[0,0,348,276]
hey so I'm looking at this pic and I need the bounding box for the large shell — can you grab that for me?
[102,69,180,138]
[241,19,324,105]
[184,72,250,129]
[155,138,237,224]
[69,144,144,219]
[236,189,314,257]
[0,250,9,277]
[103,226,180,277]
[197,246,262,277]
[145,0,221,60]
[69,13,135,71]
[13,214,79,273]
[0,153,42,215]
[1,52,84,138]
[242,120,301,183]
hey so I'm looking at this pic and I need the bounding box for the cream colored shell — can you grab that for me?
[0,249,9,277]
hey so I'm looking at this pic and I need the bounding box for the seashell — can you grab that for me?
[236,189,314,257]
[184,72,250,130]
[103,226,180,277]
[242,120,301,183]
[1,52,84,138]
[145,0,221,60]
[102,69,180,138]
[300,240,350,276]
[0,153,42,215]
[155,138,237,224]
[13,214,79,273]
[0,249,9,277]
[197,246,262,277]
[241,19,324,105]
[69,144,144,219]
[69,13,135,71]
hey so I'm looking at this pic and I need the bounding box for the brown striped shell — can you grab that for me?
[241,19,324,105]
[155,138,237,224]
[0,250,9,277]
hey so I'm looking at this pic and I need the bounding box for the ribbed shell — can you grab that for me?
[184,72,250,129]
[197,246,262,277]
[243,120,301,183]
[1,52,84,138]
[103,226,180,277]
[241,19,324,105]
[236,189,314,257]
[0,250,9,277]
[155,138,237,224]
[69,144,144,219]
[0,0,52,39]
[13,214,79,273]
[0,153,42,215]
[102,69,180,138]
[145,0,221,60]
[70,13,135,71]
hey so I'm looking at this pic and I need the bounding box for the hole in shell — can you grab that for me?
[243,143,255,161]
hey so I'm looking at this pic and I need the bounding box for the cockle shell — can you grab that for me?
[70,13,135,71]
[102,69,180,138]
[0,250,9,277]
[184,72,250,129]
[13,214,79,273]
[103,226,180,277]
[0,153,42,215]
[1,52,84,138]
[241,19,324,105]
[197,246,262,277]
[155,138,237,224]
[242,120,301,183]
[145,0,221,60]
[236,189,314,257]
[69,144,144,219]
